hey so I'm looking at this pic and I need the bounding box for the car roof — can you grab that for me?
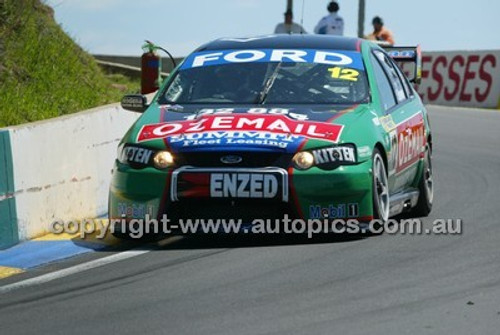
[195,34,363,52]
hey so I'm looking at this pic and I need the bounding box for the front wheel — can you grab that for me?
[372,148,390,223]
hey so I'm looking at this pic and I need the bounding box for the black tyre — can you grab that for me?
[372,148,390,223]
[411,145,433,217]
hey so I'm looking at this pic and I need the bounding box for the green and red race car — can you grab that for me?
[109,35,433,234]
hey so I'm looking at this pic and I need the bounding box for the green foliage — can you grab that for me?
[0,0,139,127]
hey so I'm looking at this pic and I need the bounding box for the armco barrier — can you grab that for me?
[0,103,140,248]
[96,60,169,80]
[93,54,184,74]
[399,50,500,109]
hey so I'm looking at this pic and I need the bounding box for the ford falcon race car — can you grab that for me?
[109,35,433,234]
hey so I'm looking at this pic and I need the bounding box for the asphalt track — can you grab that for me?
[1,105,500,335]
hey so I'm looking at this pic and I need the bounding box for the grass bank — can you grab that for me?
[0,0,139,127]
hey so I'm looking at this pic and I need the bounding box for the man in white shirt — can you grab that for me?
[314,1,344,36]
[274,10,306,34]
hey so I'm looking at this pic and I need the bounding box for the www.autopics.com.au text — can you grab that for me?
[49,215,462,239]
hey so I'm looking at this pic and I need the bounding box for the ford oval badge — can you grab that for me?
[220,155,243,164]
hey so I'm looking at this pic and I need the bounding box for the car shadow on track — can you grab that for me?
[155,232,371,250]
[70,232,370,252]
[69,228,376,252]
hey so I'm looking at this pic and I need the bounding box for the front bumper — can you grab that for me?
[108,159,374,224]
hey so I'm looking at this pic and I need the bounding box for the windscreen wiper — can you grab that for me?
[254,62,282,104]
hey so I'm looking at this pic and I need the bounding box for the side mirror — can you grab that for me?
[121,94,148,113]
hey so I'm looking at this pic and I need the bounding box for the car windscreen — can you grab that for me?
[160,49,369,105]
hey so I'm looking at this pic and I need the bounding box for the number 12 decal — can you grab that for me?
[328,67,359,81]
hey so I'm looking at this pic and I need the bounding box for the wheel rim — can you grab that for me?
[424,149,434,203]
[374,154,389,221]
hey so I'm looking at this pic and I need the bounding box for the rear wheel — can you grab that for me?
[411,146,433,217]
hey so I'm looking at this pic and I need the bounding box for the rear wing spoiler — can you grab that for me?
[382,45,422,84]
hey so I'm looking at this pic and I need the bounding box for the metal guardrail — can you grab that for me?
[95,60,169,79]
[93,54,184,74]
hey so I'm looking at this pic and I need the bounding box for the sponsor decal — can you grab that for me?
[210,173,278,199]
[117,202,155,219]
[181,49,364,70]
[379,115,397,132]
[395,112,425,173]
[312,146,356,165]
[137,114,343,144]
[169,131,301,150]
[120,146,154,165]
[388,50,416,59]
[327,67,360,82]
[385,113,425,175]
[171,167,288,202]
[309,203,359,219]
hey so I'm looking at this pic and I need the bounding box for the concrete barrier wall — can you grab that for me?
[1,104,140,244]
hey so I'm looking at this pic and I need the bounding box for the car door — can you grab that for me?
[370,49,424,194]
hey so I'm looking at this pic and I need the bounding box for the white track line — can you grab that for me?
[0,236,182,294]
[0,249,149,294]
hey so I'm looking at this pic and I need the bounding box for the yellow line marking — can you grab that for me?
[33,219,121,246]
[34,232,80,241]
[0,266,24,279]
[34,232,121,246]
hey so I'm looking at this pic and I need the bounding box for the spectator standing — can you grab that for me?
[274,10,306,34]
[314,1,344,36]
[365,16,395,45]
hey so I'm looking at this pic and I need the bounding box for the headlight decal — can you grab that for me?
[311,146,356,165]
[293,144,357,170]
[118,145,160,168]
